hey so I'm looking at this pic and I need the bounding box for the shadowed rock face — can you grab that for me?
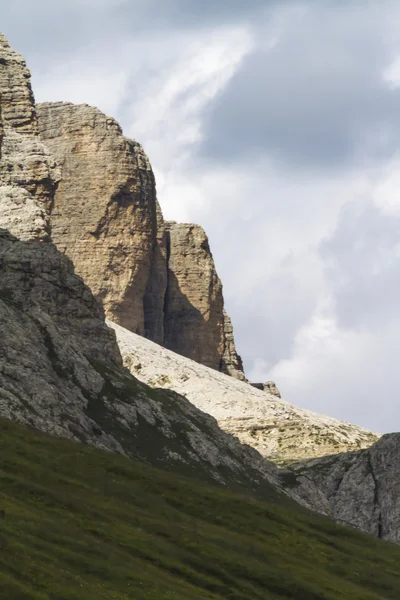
[164,222,244,377]
[37,103,245,379]
[288,433,400,544]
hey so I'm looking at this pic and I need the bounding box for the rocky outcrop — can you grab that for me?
[286,433,400,544]
[251,381,281,397]
[0,34,59,241]
[36,103,244,378]
[0,33,37,133]
[163,222,244,377]
[108,320,379,465]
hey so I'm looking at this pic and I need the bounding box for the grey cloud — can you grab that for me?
[2,0,272,61]
[320,200,400,331]
[199,4,400,170]
[129,0,273,28]
[2,2,117,64]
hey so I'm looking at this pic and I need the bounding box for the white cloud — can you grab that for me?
[268,304,400,433]
[370,155,400,217]
[124,26,254,171]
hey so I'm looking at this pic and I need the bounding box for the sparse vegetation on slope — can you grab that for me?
[0,418,400,600]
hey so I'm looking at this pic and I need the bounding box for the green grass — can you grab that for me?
[0,418,399,599]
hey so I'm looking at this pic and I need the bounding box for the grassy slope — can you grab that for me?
[0,419,399,600]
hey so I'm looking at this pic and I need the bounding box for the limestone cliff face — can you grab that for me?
[37,102,157,336]
[143,200,168,345]
[37,103,244,378]
[164,222,244,377]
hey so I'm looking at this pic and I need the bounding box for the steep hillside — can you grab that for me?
[108,321,378,464]
[1,417,400,600]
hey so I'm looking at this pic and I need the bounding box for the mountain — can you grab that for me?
[1,29,400,556]
[109,320,400,542]
[0,31,303,502]
[36,101,244,379]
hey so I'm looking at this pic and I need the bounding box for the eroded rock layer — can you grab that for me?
[0,33,37,133]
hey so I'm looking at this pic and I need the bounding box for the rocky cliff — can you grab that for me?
[0,32,282,495]
[36,101,157,337]
[0,34,59,240]
[36,102,244,379]
[164,222,245,376]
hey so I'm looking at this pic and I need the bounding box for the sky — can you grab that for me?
[4,0,400,433]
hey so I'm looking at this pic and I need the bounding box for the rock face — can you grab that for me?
[36,102,157,336]
[0,33,36,133]
[37,103,244,378]
[0,34,59,241]
[286,433,400,544]
[164,222,244,376]
[251,381,281,397]
[108,320,379,465]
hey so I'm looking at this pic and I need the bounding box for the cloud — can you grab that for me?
[267,301,400,433]
[200,2,400,170]
[320,194,400,331]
